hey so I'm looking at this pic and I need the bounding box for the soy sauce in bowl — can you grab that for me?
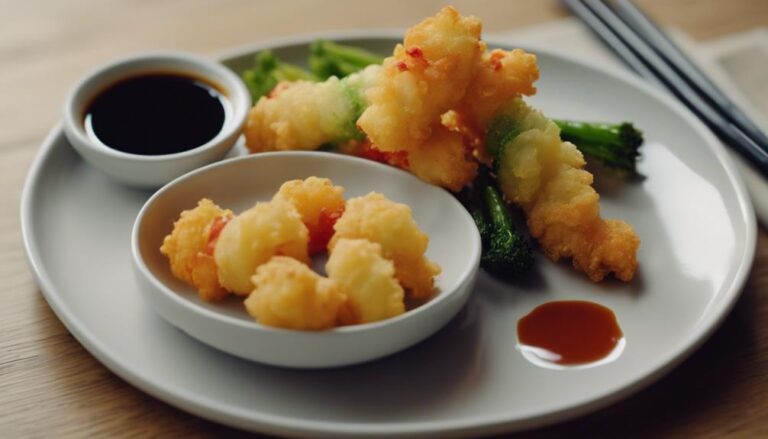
[64,52,250,187]
[84,73,230,156]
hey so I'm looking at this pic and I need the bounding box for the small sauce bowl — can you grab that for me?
[63,52,251,188]
[131,152,481,368]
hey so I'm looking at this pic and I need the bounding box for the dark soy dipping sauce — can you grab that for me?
[84,73,227,155]
[517,300,623,366]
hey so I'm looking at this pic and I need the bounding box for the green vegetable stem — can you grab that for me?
[555,119,643,174]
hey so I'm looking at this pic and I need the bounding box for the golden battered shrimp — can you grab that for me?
[356,6,483,153]
[245,256,346,330]
[494,99,639,281]
[405,125,477,192]
[160,199,233,301]
[244,65,380,152]
[214,199,309,295]
[329,192,440,299]
[447,47,540,163]
[272,177,346,255]
[326,239,405,324]
[458,48,540,129]
[527,169,640,281]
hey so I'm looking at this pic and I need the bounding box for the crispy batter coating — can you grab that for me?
[495,100,583,205]
[526,168,639,282]
[458,47,540,129]
[495,100,639,281]
[449,47,540,163]
[214,199,310,295]
[329,192,440,298]
[357,6,482,153]
[160,199,233,301]
[272,177,346,254]
[244,66,380,152]
[326,239,405,324]
[405,125,478,192]
[245,256,346,330]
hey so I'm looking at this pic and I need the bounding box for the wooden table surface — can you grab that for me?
[3,0,768,437]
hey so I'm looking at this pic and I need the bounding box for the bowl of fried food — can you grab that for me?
[131,152,481,368]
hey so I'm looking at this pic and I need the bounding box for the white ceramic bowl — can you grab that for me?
[63,52,251,188]
[131,152,481,368]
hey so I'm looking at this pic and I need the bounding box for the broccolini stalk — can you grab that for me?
[459,184,491,246]
[470,206,491,246]
[242,51,318,100]
[482,180,534,277]
[554,119,643,174]
[461,170,533,277]
[309,40,385,80]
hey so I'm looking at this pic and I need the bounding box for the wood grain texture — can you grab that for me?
[2,0,768,437]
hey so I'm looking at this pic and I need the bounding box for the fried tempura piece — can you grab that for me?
[494,99,639,281]
[458,48,539,129]
[406,125,478,192]
[244,65,380,152]
[245,256,346,330]
[160,199,233,301]
[357,6,483,153]
[326,239,405,324]
[448,47,540,163]
[214,199,310,295]
[329,192,440,298]
[272,177,346,255]
[527,169,640,281]
[494,99,583,204]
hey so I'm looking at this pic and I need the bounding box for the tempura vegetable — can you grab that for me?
[160,199,233,301]
[272,177,346,255]
[326,239,405,324]
[214,199,310,295]
[493,99,640,281]
[329,192,440,299]
[244,65,380,152]
[357,6,482,151]
[245,256,346,330]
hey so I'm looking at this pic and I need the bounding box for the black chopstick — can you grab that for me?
[562,0,668,91]
[611,0,768,154]
[563,0,768,176]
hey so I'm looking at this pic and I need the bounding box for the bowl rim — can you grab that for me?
[130,150,483,336]
[63,50,251,163]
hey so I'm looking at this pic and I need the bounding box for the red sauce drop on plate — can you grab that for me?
[517,301,623,366]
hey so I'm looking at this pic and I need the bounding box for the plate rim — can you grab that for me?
[20,30,757,437]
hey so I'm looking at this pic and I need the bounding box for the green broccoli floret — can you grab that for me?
[555,119,643,174]
[462,170,533,278]
[242,50,317,100]
[309,40,384,80]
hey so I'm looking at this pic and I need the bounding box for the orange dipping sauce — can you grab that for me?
[517,301,623,366]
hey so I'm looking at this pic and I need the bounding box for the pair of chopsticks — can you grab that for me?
[563,0,768,177]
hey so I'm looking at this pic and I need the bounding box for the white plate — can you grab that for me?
[21,33,756,437]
